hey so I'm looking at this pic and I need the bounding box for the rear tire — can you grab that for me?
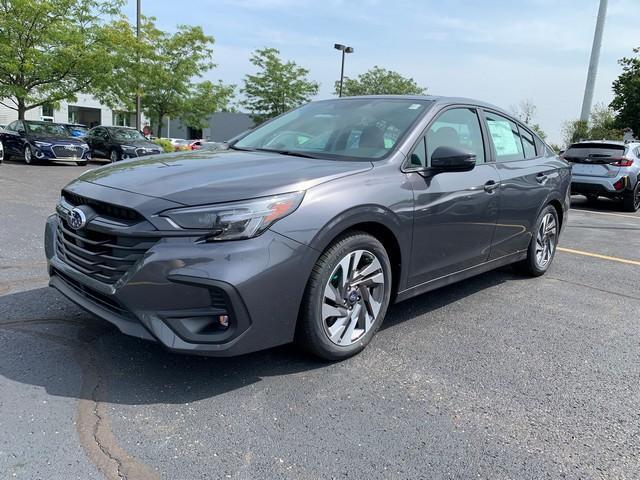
[297,231,392,361]
[621,182,640,212]
[516,205,559,277]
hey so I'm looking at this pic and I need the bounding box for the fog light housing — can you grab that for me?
[35,149,45,159]
[613,177,627,190]
[218,314,229,328]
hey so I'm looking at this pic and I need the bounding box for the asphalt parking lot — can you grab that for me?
[1,159,639,480]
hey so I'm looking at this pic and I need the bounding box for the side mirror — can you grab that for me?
[430,146,476,172]
[17,130,25,137]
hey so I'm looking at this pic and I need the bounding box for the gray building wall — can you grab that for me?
[162,112,254,141]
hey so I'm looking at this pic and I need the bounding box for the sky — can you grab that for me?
[123,0,639,144]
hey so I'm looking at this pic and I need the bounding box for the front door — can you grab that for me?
[407,107,500,287]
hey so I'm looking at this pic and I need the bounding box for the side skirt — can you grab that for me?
[395,250,527,303]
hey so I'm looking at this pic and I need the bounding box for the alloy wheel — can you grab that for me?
[322,249,385,346]
[535,212,557,269]
[110,150,118,163]
[24,146,32,164]
[634,185,640,211]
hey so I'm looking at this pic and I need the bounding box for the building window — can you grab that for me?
[41,103,54,121]
[113,112,132,127]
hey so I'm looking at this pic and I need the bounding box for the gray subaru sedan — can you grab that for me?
[45,96,571,360]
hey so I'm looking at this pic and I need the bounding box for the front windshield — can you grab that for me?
[111,128,145,141]
[25,122,69,137]
[234,98,433,160]
[66,125,88,137]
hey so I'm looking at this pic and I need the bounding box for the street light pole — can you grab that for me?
[580,0,608,122]
[135,0,142,130]
[334,43,354,97]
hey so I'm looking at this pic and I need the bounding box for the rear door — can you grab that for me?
[482,110,554,259]
[563,143,626,178]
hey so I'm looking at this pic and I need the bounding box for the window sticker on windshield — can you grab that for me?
[408,104,422,110]
[488,120,519,156]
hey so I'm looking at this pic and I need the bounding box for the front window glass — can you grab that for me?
[233,98,434,161]
[426,108,485,164]
[485,112,525,162]
[110,128,145,141]
[24,121,68,137]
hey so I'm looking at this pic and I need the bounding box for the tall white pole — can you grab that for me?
[580,0,608,122]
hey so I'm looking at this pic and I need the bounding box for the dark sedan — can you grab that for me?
[85,126,162,162]
[46,95,571,360]
[0,120,91,165]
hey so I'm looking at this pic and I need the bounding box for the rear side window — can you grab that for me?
[563,143,625,161]
[519,127,537,159]
[485,112,525,162]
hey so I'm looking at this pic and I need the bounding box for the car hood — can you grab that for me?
[114,139,159,148]
[31,134,86,144]
[77,149,372,205]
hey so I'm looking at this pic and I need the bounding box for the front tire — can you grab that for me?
[297,232,392,361]
[24,145,33,164]
[516,205,559,277]
[621,181,640,212]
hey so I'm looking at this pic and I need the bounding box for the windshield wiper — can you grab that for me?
[252,148,319,159]
[228,144,254,152]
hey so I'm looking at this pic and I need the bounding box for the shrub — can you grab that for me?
[153,138,174,153]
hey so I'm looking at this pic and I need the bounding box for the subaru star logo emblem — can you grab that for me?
[68,208,87,230]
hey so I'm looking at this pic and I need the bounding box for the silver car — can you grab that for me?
[566,140,640,211]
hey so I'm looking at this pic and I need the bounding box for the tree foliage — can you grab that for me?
[511,99,547,140]
[562,103,621,146]
[610,46,640,135]
[336,66,426,97]
[94,16,233,137]
[0,0,124,119]
[241,48,319,124]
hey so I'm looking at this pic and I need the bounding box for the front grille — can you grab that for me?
[62,190,143,221]
[53,145,84,158]
[55,216,157,284]
[53,268,134,319]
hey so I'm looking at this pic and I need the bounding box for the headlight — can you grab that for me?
[81,143,89,149]
[34,141,52,147]
[160,191,304,240]
[121,145,137,151]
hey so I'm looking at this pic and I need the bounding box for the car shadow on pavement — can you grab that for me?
[0,267,526,405]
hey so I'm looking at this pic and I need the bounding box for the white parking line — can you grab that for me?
[571,209,640,220]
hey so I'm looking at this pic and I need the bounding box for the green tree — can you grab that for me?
[94,17,233,137]
[511,99,547,140]
[241,48,319,124]
[336,66,426,97]
[561,104,621,146]
[181,80,236,131]
[610,46,640,135]
[0,0,124,119]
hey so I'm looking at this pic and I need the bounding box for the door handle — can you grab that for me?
[536,173,548,184]
[484,180,499,193]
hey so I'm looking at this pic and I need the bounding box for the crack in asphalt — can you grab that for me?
[0,319,159,480]
[546,276,640,301]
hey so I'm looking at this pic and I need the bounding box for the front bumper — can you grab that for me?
[45,214,318,356]
[33,144,90,163]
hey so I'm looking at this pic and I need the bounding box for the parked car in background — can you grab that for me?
[85,126,163,162]
[46,95,570,360]
[190,140,225,151]
[0,135,3,164]
[63,123,89,138]
[172,139,191,151]
[564,140,640,212]
[0,120,90,165]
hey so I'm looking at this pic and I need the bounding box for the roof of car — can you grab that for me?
[323,94,513,115]
[570,140,639,146]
